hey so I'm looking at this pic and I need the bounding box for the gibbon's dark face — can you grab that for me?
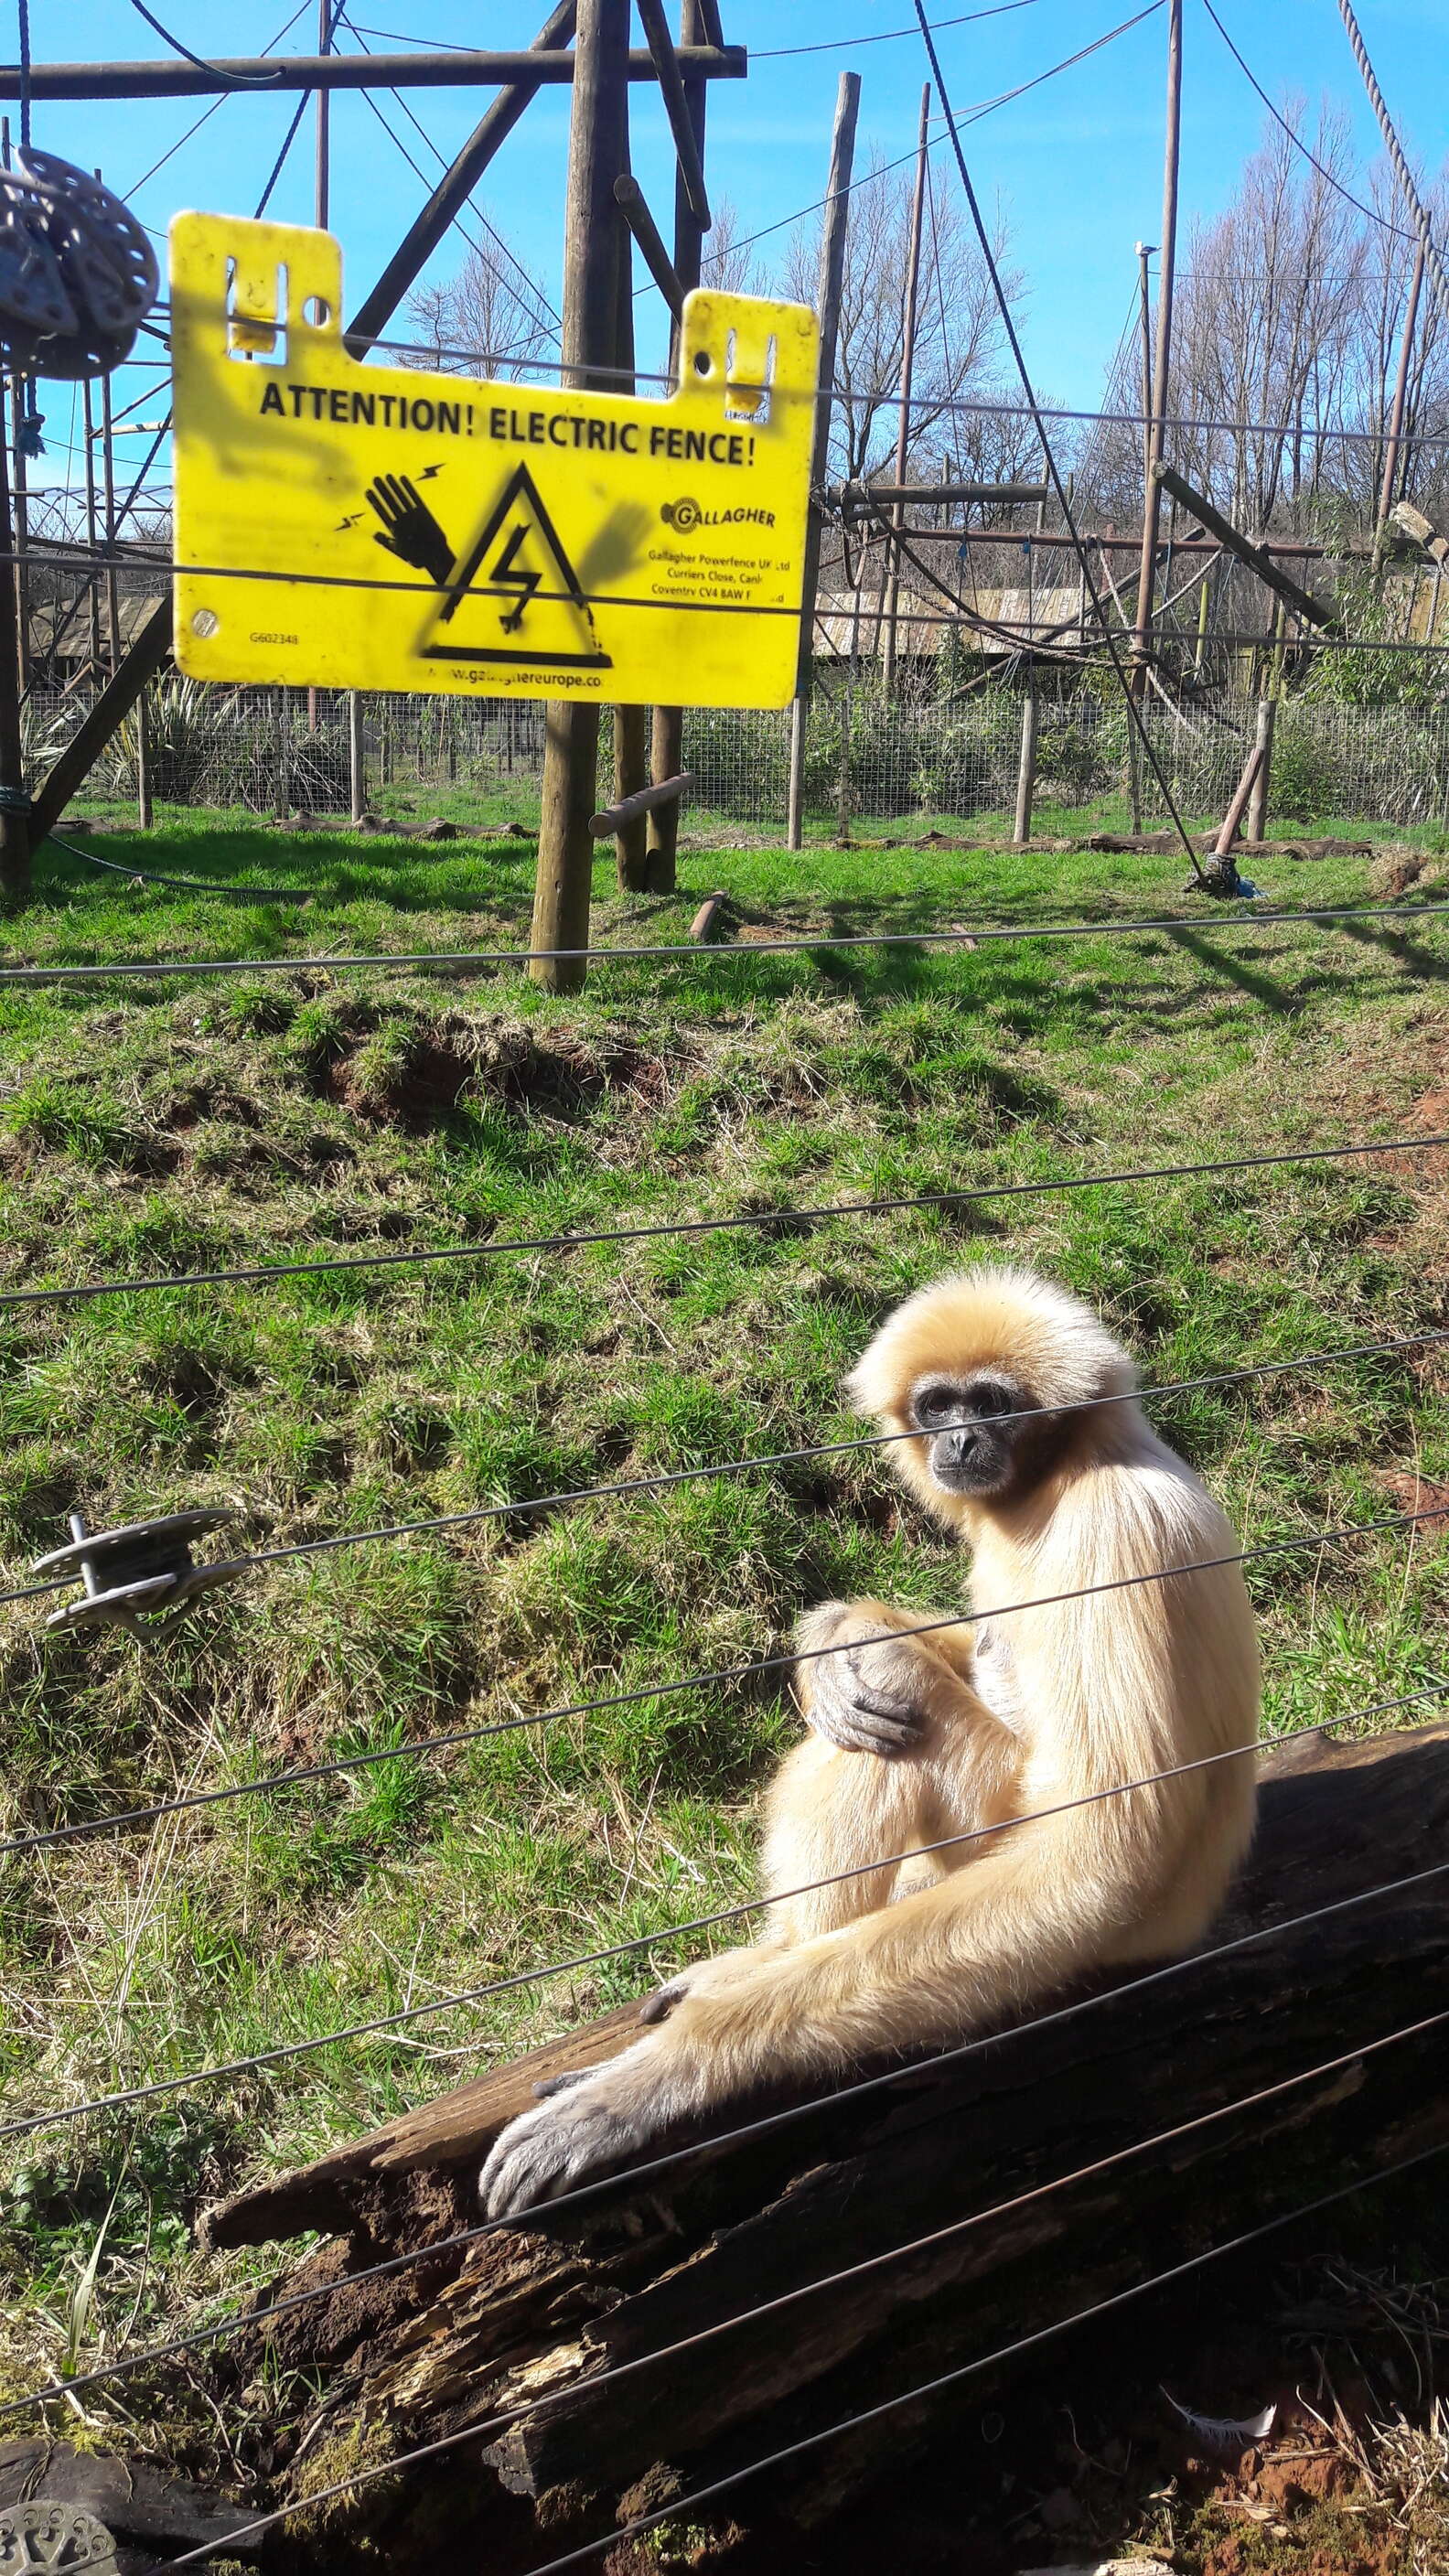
[908,1369,1060,1499]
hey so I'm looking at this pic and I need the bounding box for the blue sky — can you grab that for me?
[27,0,1449,503]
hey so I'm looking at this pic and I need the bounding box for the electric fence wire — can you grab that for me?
[6,1678,1449,2151]
[229,2141,1449,2576]
[106,2138,1449,2573]
[3,1125,1445,1316]
[123,0,313,196]
[11,2000,1447,2447]
[6,1482,1449,1873]
[126,0,284,85]
[9,891,1449,987]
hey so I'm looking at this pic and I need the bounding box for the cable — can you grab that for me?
[135,2135,1449,2573]
[1336,0,1449,339]
[14,2001,1444,2436]
[910,0,1205,883]
[126,0,285,84]
[430,2141,1449,2576]
[4,1124,1445,1315]
[40,825,312,904]
[15,0,28,153]
[337,9,562,337]
[5,1479,1444,1871]
[1200,0,1417,248]
[7,1681,1448,2147]
[757,0,1046,56]
[123,0,312,195]
[9,889,1449,988]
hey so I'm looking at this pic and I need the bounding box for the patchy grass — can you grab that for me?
[3,804,1449,2463]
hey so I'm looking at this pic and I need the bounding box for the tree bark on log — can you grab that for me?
[204,1723,1449,2568]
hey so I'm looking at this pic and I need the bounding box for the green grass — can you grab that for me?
[4,792,1449,2455]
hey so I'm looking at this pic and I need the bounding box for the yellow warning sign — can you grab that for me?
[169,214,819,707]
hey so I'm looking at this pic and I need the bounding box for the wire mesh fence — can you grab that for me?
[25,666,1449,834]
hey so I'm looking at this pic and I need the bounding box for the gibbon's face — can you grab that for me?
[907,1368,1047,1499]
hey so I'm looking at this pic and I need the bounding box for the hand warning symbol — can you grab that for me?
[366,473,454,588]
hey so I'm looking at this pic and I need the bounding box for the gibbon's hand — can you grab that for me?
[639,1941,769,2025]
[798,1613,933,1757]
[480,2048,660,2217]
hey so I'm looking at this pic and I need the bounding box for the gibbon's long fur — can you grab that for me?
[481,1266,1261,2217]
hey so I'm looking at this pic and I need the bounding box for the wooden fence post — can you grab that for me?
[1245,692,1275,844]
[349,691,366,821]
[1013,667,1037,846]
[645,0,711,894]
[529,0,630,990]
[136,682,153,827]
[786,69,860,853]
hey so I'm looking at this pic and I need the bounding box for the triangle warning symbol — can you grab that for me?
[419,461,611,670]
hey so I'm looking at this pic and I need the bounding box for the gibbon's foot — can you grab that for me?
[640,1939,778,2025]
[531,2066,594,2098]
[800,1614,934,1757]
[480,2063,655,2217]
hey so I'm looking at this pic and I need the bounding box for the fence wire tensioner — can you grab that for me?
[33,1508,249,1636]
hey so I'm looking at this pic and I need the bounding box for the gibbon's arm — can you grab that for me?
[793,1595,987,1756]
[480,1818,1118,2218]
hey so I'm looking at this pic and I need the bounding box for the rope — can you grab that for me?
[125,0,285,84]
[13,2004,1444,2440]
[1336,0,1449,338]
[6,1686,1448,2144]
[1202,0,1418,247]
[16,0,28,153]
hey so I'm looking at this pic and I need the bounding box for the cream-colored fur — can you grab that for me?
[480,1267,1261,2216]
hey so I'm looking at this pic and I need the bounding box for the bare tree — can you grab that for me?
[405,217,557,381]
[700,196,762,296]
[777,146,1024,488]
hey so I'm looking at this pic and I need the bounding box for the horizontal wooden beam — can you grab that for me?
[841,479,1049,510]
[614,174,684,322]
[0,44,746,101]
[588,769,692,835]
[1153,460,1339,629]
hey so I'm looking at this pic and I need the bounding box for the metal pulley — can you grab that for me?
[0,150,159,379]
[33,1508,248,1636]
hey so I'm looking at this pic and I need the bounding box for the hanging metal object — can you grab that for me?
[0,2501,119,2572]
[33,1508,248,1637]
[0,151,159,380]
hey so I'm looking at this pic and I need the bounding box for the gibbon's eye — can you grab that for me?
[911,1379,968,1429]
[964,1379,1019,1421]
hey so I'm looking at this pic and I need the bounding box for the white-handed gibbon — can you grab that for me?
[481,1266,1261,2217]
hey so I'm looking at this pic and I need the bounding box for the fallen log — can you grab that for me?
[204,1722,1449,2567]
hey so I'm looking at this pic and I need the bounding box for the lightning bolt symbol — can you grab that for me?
[335,511,364,531]
[417,463,444,481]
[488,521,541,632]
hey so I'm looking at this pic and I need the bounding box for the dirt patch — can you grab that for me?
[1378,1469,1449,1527]
[307,1011,677,1129]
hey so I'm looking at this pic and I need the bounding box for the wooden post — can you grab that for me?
[1131,0,1181,693]
[785,69,861,853]
[881,81,930,701]
[349,691,365,821]
[1379,240,1425,533]
[1012,665,1037,846]
[646,0,711,895]
[1136,238,1154,508]
[1245,692,1274,844]
[80,377,102,675]
[135,681,153,827]
[611,113,650,892]
[530,0,630,989]
[0,408,29,900]
[309,0,331,737]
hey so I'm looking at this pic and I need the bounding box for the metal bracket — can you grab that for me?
[0,2502,119,2572]
[32,1509,249,1637]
